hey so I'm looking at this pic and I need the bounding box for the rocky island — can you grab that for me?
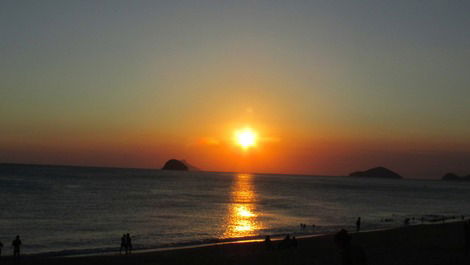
[161,159,189,171]
[441,172,470,181]
[349,166,403,179]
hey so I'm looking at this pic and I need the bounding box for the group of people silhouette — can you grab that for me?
[264,234,298,250]
[119,233,133,255]
[0,235,22,260]
[280,234,297,249]
[299,223,315,231]
[3,217,469,262]
[0,234,136,259]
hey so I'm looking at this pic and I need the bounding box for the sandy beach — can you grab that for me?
[1,221,468,265]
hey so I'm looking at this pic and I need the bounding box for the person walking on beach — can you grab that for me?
[404,218,410,226]
[12,235,21,259]
[264,235,272,250]
[356,217,361,232]
[279,234,291,249]
[292,236,298,248]
[126,233,133,254]
[120,234,127,254]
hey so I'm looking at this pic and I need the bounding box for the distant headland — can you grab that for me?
[349,166,403,179]
[441,172,470,181]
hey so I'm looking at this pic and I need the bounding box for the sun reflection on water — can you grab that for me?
[223,174,261,238]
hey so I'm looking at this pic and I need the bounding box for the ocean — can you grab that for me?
[0,164,469,256]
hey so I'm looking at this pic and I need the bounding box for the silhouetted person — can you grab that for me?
[292,236,298,248]
[334,229,367,265]
[264,235,272,250]
[465,220,470,255]
[12,235,21,259]
[126,233,132,254]
[404,218,410,226]
[120,234,127,254]
[0,240,3,260]
[279,234,291,249]
[356,217,361,232]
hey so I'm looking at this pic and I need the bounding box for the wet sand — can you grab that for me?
[2,221,469,265]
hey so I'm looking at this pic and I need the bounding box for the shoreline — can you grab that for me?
[2,220,468,265]
[15,216,463,258]
[1,223,407,258]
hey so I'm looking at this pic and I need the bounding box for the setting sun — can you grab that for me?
[235,128,257,149]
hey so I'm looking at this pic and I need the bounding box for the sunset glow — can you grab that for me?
[1,2,469,179]
[3,2,470,263]
[235,128,257,149]
[224,174,261,238]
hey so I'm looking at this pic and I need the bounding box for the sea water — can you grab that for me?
[0,164,469,255]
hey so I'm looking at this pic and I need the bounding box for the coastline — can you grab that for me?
[0,222,420,258]
[2,221,468,265]
[12,215,462,258]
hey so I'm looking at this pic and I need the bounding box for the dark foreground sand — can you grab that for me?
[2,221,469,265]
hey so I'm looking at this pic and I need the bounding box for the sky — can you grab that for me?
[1,1,470,179]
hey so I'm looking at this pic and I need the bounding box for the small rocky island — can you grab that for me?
[349,166,403,179]
[161,159,189,171]
[441,173,470,181]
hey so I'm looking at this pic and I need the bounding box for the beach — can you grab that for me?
[2,221,468,265]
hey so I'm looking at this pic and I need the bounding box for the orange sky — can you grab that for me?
[1,2,470,179]
[2,116,470,179]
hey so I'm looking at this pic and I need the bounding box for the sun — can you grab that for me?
[235,128,257,149]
